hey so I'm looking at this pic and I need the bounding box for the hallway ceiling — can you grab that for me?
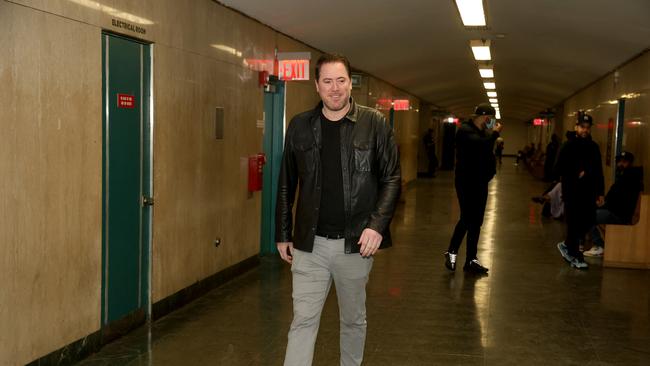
[219,0,650,122]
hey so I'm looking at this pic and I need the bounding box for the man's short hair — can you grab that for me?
[315,53,351,81]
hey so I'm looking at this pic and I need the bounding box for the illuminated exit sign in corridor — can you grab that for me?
[277,52,311,81]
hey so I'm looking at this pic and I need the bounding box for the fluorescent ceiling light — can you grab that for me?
[495,110,501,119]
[491,103,499,108]
[489,98,498,103]
[470,40,491,61]
[212,44,242,57]
[455,0,487,26]
[479,68,494,78]
[487,91,497,98]
[621,92,641,99]
[483,82,496,89]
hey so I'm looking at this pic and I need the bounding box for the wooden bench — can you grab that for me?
[603,194,650,269]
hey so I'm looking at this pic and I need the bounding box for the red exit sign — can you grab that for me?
[393,99,410,111]
[117,93,135,109]
[278,60,310,81]
[533,118,547,126]
[276,52,311,81]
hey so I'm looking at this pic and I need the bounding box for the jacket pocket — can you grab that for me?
[353,141,372,172]
[295,143,317,174]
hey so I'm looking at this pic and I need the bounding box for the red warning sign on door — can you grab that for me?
[117,94,135,109]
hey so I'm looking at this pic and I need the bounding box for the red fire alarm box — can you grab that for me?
[248,153,267,192]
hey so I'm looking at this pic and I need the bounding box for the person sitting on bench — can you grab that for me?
[584,151,643,257]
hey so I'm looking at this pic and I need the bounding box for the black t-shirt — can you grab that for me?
[317,113,346,235]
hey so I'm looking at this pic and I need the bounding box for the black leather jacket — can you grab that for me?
[275,99,401,254]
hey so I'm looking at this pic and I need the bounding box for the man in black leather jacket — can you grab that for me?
[275,53,401,366]
[555,114,604,269]
[444,103,502,274]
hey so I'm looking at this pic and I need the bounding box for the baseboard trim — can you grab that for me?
[25,331,102,366]
[26,254,260,365]
[101,308,147,345]
[152,254,260,320]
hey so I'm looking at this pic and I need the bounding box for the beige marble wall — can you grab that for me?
[0,2,102,364]
[148,1,277,303]
[351,72,371,107]
[365,77,422,184]
[563,51,649,190]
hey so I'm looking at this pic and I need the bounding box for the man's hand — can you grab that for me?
[277,242,294,264]
[358,228,382,257]
[596,196,605,207]
[494,122,503,133]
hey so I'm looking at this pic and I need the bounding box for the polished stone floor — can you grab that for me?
[78,159,650,365]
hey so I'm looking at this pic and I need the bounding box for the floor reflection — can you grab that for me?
[78,158,650,365]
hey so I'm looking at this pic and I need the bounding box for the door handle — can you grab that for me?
[141,196,154,207]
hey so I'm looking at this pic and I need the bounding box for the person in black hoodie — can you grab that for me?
[543,133,560,181]
[555,114,604,269]
[584,151,643,257]
[444,103,502,274]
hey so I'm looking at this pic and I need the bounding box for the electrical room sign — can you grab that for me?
[117,94,135,109]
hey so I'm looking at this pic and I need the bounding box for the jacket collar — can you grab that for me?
[566,131,593,141]
[464,119,485,133]
[313,97,358,123]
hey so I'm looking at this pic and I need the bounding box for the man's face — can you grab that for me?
[475,115,493,129]
[316,62,352,113]
[575,123,591,138]
[616,159,630,170]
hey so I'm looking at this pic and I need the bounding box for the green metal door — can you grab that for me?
[260,79,285,255]
[101,33,152,324]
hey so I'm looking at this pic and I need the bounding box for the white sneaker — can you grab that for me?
[584,246,604,257]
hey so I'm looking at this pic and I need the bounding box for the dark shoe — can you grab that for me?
[557,242,574,263]
[463,259,489,274]
[570,257,589,269]
[444,252,457,271]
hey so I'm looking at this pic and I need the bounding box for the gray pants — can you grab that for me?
[284,236,374,366]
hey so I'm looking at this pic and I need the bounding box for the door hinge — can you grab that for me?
[141,195,154,207]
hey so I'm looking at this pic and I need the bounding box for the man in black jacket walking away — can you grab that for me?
[555,114,604,269]
[276,53,401,366]
[444,103,502,274]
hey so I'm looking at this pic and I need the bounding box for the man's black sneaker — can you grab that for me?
[463,259,489,274]
[444,252,457,271]
[570,257,589,269]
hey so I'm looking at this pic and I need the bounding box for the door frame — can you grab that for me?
[101,31,154,326]
[260,77,286,255]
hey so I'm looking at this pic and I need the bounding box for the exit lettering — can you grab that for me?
[278,60,310,81]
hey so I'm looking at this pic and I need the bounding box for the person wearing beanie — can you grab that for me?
[444,103,502,274]
[584,151,643,256]
[554,113,604,269]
